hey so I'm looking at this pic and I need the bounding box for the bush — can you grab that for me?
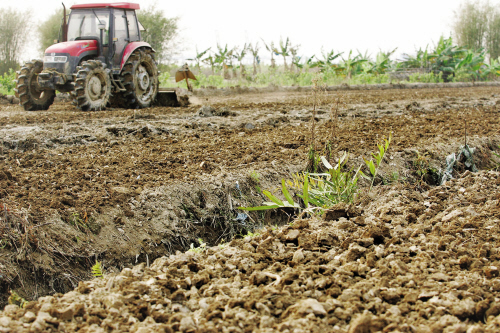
[0,69,16,95]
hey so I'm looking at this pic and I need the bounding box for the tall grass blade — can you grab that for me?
[281,179,295,205]
[263,190,284,206]
[239,205,280,211]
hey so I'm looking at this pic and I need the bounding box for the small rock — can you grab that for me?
[244,123,255,130]
[419,291,439,300]
[179,316,196,332]
[293,249,304,263]
[198,105,215,117]
[442,209,463,222]
[285,229,300,241]
[484,266,499,279]
[290,299,326,316]
[430,272,450,281]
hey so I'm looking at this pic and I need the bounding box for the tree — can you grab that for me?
[39,8,64,53]
[452,0,500,59]
[261,39,276,68]
[137,4,179,63]
[248,43,260,75]
[486,8,500,60]
[453,1,489,51]
[289,43,300,73]
[215,44,231,79]
[234,43,248,78]
[277,37,290,71]
[187,46,210,73]
[0,8,32,75]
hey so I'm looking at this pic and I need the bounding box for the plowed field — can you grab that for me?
[0,84,499,332]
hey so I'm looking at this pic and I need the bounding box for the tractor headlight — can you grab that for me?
[44,56,68,63]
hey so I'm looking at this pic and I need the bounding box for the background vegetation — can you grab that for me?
[2,0,500,95]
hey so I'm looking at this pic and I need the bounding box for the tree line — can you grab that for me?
[1,0,500,79]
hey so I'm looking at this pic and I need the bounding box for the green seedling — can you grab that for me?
[91,260,103,278]
[188,238,207,253]
[360,133,392,191]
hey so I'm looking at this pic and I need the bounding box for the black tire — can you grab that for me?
[119,48,158,108]
[72,60,111,111]
[15,60,55,111]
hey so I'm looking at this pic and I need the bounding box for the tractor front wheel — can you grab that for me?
[120,49,158,108]
[15,60,55,111]
[72,60,111,111]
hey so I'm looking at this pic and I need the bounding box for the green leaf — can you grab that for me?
[303,176,309,208]
[368,160,376,176]
[263,190,284,206]
[281,179,295,205]
[238,205,279,211]
[307,196,323,207]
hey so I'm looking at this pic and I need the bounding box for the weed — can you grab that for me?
[249,170,262,192]
[360,133,392,191]
[188,238,207,253]
[92,261,104,278]
[240,132,392,214]
[0,69,16,95]
[91,260,104,278]
[240,179,301,211]
[491,145,500,170]
[301,153,361,208]
[413,150,430,183]
[244,231,260,238]
[8,290,28,308]
[249,170,261,183]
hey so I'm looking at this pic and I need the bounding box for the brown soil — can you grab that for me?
[0,85,500,332]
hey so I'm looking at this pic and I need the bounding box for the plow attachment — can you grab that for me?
[155,88,190,107]
[154,64,197,107]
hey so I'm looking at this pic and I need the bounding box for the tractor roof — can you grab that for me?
[70,2,140,10]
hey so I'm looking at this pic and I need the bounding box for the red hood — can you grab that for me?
[45,40,98,57]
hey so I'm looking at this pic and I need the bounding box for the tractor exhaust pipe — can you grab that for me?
[62,3,68,42]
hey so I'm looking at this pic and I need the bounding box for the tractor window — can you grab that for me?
[112,10,129,66]
[126,11,140,42]
[67,9,110,43]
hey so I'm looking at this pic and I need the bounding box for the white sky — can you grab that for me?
[4,0,500,64]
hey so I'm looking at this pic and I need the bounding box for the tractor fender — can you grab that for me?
[120,42,156,70]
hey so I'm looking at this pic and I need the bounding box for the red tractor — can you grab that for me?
[15,2,188,111]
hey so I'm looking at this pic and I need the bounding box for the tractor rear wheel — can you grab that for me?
[15,60,55,111]
[120,49,158,108]
[72,60,111,111]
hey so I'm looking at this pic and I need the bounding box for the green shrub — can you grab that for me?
[0,69,16,95]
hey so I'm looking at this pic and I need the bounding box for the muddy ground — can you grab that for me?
[0,84,499,332]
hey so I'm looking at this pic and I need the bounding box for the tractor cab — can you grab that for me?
[65,3,142,71]
[45,3,143,79]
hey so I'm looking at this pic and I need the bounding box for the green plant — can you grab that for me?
[68,212,86,231]
[0,69,16,95]
[249,170,262,192]
[240,179,302,211]
[240,134,392,214]
[8,290,28,308]
[250,170,261,183]
[243,231,260,238]
[299,153,361,208]
[188,238,207,253]
[413,150,430,182]
[361,133,392,191]
[491,145,500,170]
[91,260,103,278]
